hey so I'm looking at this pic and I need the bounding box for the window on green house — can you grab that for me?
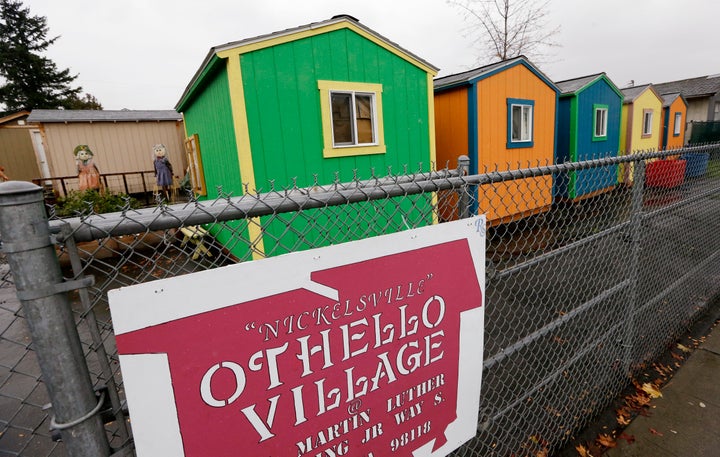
[507,98,534,148]
[318,80,386,158]
[673,112,682,136]
[642,109,653,137]
[330,91,376,146]
[593,105,608,139]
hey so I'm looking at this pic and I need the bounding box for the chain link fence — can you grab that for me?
[1,144,719,456]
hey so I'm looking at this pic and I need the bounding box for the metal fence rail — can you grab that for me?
[1,143,719,456]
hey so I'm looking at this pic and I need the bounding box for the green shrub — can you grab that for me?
[55,189,140,217]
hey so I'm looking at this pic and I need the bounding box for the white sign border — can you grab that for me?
[109,216,486,457]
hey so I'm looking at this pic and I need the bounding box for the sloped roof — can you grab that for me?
[433,55,558,93]
[555,74,603,94]
[653,74,720,98]
[0,110,30,125]
[620,84,662,103]
[176,15,438,111]
[661,92,686,108]
[433,59,513,90]
[27,110,182,123]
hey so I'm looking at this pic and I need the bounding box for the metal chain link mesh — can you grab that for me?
[1,144,719,456]
[1,249,62,455]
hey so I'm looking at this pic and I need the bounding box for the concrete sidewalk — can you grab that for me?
[605,324,720,456]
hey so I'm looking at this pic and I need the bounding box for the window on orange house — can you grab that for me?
[673,112,682,136]
[507,98,534,148]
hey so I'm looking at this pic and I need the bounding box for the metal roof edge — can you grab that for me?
[26,109,183,123]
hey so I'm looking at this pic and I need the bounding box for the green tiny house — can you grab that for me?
[176,15,439,259]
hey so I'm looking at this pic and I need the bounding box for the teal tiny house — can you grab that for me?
[175,15,438,259]
[554,73,623,199]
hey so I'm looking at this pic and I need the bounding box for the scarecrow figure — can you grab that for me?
[153,143,174,201]
[74,145,101,191]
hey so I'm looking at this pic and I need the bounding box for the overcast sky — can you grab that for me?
[26,0,720,111]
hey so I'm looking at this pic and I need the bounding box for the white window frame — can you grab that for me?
[593,105,608,139]
[673,112,682,136]
[329,91,378,147]
[642,109,653,137]
[512,104,533,142]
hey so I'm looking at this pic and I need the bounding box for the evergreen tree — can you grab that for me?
[0,0,94,113]
[64,92,103,110]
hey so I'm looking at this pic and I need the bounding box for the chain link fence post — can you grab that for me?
[623,157,647,373]
[457,154,471,219]
[0,181,111,457]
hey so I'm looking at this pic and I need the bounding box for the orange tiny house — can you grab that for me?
[434,56,558,224]
[659,92,687,150]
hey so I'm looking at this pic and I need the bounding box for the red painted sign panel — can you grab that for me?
[109,217,485,457]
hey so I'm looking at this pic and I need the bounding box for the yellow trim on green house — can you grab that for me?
[317,80,386,158]
[427,73,439,225]
[216,21,437,76]
[224,53,265,258]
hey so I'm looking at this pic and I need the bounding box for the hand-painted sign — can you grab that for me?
[109,216,485,457]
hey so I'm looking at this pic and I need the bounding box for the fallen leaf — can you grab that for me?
[619,433,636,444]
[641,383,663,398]
[699,402,706,408]
[616,412,631,426]
[575,444,593,457]
[677,343,692,353]
[649,428,664,436]
[628,393,651,407]
[596,434,616,448]
[671,352,684,361]
[535,449,549,457]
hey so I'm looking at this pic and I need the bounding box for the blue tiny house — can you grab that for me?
[554,73,623,200]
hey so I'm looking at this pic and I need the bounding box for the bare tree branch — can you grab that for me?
[448,0,561,65]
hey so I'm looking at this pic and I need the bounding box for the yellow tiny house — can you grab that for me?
[659,93,688,150]
[619,84,664,183]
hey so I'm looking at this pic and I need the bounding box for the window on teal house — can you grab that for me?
[673,112,682,136]
[318,81,386,158]
[507,98,534,148]
[642,109,653,137]
[593,105,608,140]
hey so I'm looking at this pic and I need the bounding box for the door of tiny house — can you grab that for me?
[30,129,51,184]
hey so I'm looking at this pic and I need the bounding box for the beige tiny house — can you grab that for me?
[0,111,41,182]
[26,110,187,195]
